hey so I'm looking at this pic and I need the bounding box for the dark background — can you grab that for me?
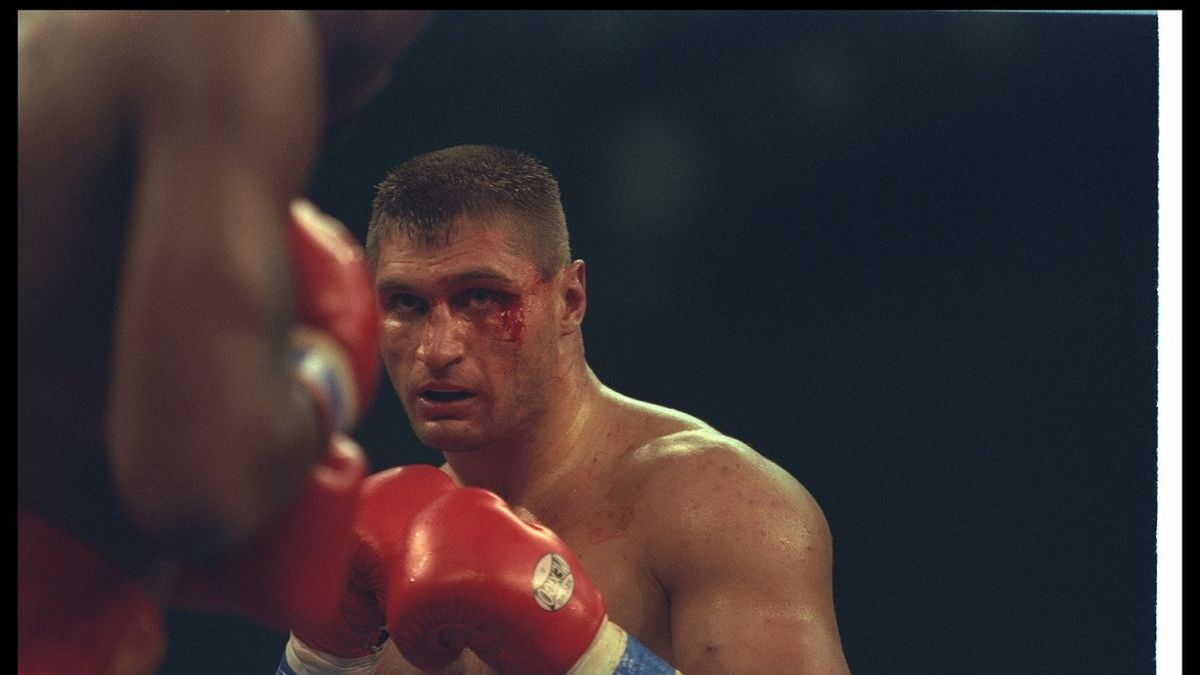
[162,11,1162,674]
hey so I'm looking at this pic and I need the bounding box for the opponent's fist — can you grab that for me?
[386,488,607,675]
[289,199,380,434]
[169,434,368,634]
[283,465,458,671]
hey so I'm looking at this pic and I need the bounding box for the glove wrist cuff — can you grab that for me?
[566,618,681,675]
[293,327,358,434]
[280,634,382,675]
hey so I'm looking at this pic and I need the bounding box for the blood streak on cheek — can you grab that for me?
[486,274,540,343]
[498,301,526,343]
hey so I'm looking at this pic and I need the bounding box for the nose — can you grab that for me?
[415,304,465,371]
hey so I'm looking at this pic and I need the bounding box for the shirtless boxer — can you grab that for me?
[18,10,430,674]
[283,146,852,674]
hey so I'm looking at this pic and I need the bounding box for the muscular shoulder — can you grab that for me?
[588,396,848,671]
[628,427,818,517]
[623,429,834,590]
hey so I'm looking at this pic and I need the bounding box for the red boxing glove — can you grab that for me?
[169,433,368,634]
[289,198,380,435]
[285,464,457,668]
[386,488,607,675]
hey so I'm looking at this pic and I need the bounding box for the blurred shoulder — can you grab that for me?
[20,11,323,142]
[19,10,314,68]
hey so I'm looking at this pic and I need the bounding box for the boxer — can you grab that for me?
[280,146,852,673]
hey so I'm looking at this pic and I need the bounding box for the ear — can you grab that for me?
[559,260,586,335]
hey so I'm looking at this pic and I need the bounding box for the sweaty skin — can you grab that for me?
[370,214,851,675]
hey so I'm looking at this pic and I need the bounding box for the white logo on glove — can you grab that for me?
[531,553,575,611]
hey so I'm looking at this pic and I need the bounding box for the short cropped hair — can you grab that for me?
[367,145,571,279]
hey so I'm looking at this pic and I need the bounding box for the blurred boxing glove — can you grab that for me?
[173,202,379,635]
[169,433,367,634]
[279,464,458,674]
[388,488,680,675]
[289,198,381,435]
[19,511,166,675]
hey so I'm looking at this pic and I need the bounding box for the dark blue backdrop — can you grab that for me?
[162,11,1161,674]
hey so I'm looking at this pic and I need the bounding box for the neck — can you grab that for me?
[443,363,604,506]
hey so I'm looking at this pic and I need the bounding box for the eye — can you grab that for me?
[383,292,428,317]
[454,288,506,312]
[468,289,498,306]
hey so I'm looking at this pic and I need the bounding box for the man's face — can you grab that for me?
[373,215,563,452]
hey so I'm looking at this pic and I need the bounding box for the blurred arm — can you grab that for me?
[106,10,329,559]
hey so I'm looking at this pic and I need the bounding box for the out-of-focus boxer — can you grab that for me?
[18,10,432,674]
[284,145,852,674]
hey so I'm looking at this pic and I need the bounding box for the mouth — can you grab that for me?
[414,387,478,421]
[419,389,475,403]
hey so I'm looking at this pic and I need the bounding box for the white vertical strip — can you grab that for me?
[1155,10,1182,675]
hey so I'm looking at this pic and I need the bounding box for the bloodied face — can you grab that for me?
[373,213,570,452]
